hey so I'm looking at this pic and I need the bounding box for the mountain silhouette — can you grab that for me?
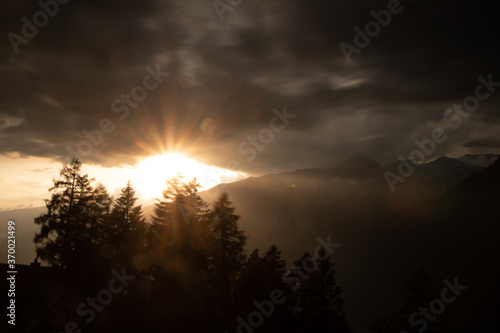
[199,154,499,332]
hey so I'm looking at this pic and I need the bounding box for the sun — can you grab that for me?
[133,153,201,199]
[137,153,191,179]
[130,153,246,200]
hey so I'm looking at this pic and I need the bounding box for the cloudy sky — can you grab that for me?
[1,0,499,209]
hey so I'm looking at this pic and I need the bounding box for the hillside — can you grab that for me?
[198,155,499,332]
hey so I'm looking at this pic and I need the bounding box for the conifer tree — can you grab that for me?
[238,249,266,303]
[207,192,247,313]
[295,249,351,332]
[236,245,294,333]
[239,245,287,303]
[263,245,287,276]
[34,158,111,269]
[146,176,213,332]
[149,176,210,266]
[108,180,147,266]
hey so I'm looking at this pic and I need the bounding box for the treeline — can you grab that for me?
[29,159,351,333]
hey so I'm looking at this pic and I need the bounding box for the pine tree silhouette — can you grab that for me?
[294,248,351,332]
[107,180,147,268]
[146,176,212,332]
[207,192,247,328]
[34,158,111,270]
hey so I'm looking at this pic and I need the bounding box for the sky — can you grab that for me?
[0,0,499,210]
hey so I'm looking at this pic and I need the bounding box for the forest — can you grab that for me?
[7,156,498,333]
[27,158,351,333]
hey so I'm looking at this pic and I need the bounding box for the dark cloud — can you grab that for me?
[0,0,499,174]
[464,138,500,148]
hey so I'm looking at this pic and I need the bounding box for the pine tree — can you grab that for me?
[180,177,212,263]
[263,245,287,276]
[237,245,294,333]
[295,248,351,332]
[89,183,112,242]
[146,176,212,332]
[34,158,111,269]
[238,249,266,303]
[238,245,287,305]
[207,192,247,317]
[149,176,210,266]
[108,180,147,267]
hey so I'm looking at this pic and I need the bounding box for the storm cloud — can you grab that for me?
[1,0,499,174]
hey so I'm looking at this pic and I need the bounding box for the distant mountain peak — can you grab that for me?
[342,156,382,167]
[329,157,383,180]
[425,155,465,167]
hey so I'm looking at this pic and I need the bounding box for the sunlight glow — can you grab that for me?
[130,153,247,200]
[0,154,248,211]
